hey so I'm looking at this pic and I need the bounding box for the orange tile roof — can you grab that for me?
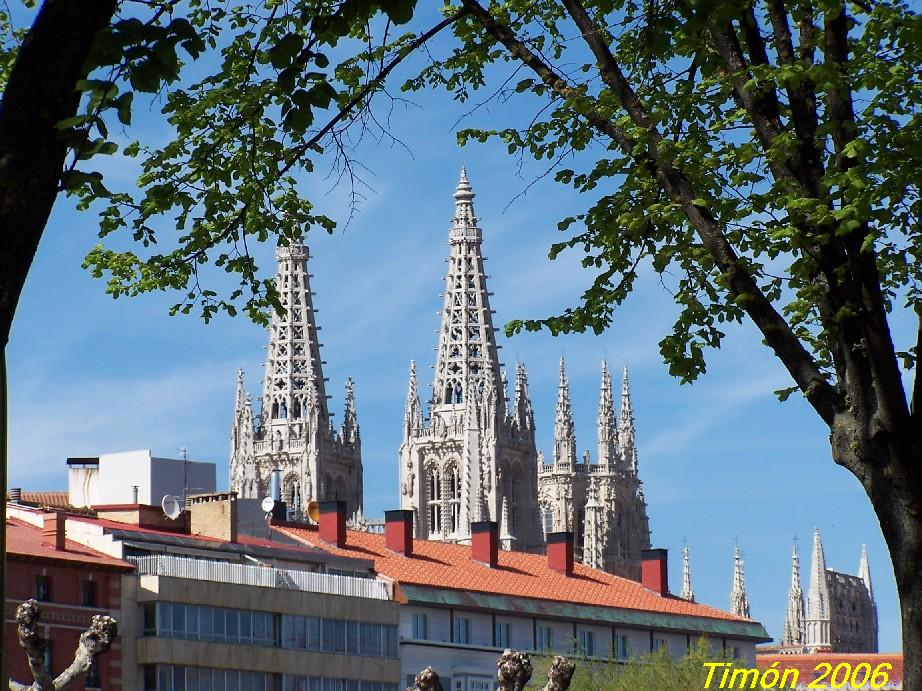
[15,491,71,509]
[278,524,747,623]
[5,518,134,570]
[756,654,903,685]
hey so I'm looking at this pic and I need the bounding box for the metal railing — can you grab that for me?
[129,554,391,600]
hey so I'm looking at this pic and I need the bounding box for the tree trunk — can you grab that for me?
[0,0,118,348]
[0,0,119,680]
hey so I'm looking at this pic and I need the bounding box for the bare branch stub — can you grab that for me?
[10,599,118,691]
[496,650,533,691]
[408,666,443,691]
[542,656,576,691]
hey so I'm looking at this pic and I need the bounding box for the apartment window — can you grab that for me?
[453,618,471,645]
[616,634,630,660]
[35,575,51,602]
[578,630,595,657]
[536,626,553,651]
[412,614,428,640]
[652,637,667,653]
[143,665,157,691]
[82,580,98,607]
[494,621,510,648]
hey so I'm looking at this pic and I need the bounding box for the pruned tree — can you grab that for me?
[409,652,574,691]
[10,600,118,691]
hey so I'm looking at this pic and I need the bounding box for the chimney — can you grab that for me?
[188,492,238,542]
[42,512,66,551]
[270,469,281,501]
[642,548,669,595]
[547,532,574,576]
[471,521,499,568]
[131,485,139,504]
[385,510,414,557]
[319,500,347,547]
[10,487,21,502]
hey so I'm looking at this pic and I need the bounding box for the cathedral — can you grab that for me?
[230,167,651,577]
[229,242,363,517]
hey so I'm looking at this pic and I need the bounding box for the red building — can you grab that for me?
[5,512,134,691]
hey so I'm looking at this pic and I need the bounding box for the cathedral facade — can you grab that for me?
[397,168,652,572]
[229,242,363,517]
[230,167,652,578]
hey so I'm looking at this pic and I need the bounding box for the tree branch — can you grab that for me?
[500,0,843,424]
[15,601,52,691]
[52,614,118,690]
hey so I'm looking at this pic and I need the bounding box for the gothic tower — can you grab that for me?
[730,545,751,619]
[398,168,543,551]
[680,544,695,602]
[229,242,363,517]
[805,528,831,648]
[538,360,651,579]
[781,542,805,646]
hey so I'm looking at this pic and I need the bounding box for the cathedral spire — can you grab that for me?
[554,358,577,467]
[782,542,805,646]
[341,378,359,445]
[680,544,695,602]
[597,360,618,468]
[431,167,502,411]
[619,366,638,474]
[805,528,831,648]
[730,545,751,619]
[512,362,534,432]
[403,360,423,438]
[858,544,874,603]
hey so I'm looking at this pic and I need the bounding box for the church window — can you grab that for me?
[542,508,554,536]
[279,402,288,419]
[427,469,442,536]
[271,401,279,419]
[448,466,461,534]
[293,400,302,418]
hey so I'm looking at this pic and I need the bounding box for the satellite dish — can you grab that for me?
[261,496,276,514]
[161,495,182,520]
[307,500,321,522]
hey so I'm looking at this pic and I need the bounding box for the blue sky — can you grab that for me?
[6,4,910,652]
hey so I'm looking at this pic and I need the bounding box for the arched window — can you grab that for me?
[292,400,302,418]
[279,401,288,419]
[271,401,279,418]
[448,465,461,534]
[427,467,442,537]
[542,507,554,536]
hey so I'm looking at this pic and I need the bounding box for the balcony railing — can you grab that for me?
[129,554,391,601]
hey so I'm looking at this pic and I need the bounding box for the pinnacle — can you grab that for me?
[454,164,474,201]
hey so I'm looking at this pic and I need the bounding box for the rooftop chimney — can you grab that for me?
[385,510,414,557]
[471,521,499,568]
[10,487,21,502]
[42,512,66,551]
[319,500,347,547]
[642,548,669,596]
[547,532,574,576]
[188,492,238,542]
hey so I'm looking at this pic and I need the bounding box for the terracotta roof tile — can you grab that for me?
[5,518,134,570]
[278,525,747,623]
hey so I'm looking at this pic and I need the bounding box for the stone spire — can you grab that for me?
[805,528,831,648]
[619,366,638,474]
[403,360,423,438]
[782,542,805,646]
[554,358,577,467]
[512,362,534,433]
[680,544,695,602]
[730,545,751,619]
[340,378,359,445]
[582,480,605,570]
[431,166,503,410]
[597,360,619,469]
[858,544,874,603]
[229,369,256,495]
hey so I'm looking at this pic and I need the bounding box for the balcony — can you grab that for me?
[129,554,391,601]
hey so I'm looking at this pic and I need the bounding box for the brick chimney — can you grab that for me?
[188,492,238,542]
[42,512,66,551]
[385,510,414,556]
[642,548,669,595]
[471,521,499,568]
[547,532,574,576]
[319,500,347,547]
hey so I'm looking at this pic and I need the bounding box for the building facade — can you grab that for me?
[278,507,771,690]
[536,359,650,577]
[229,242,363,517]
[770,529,878,654]
[4,512,134,691]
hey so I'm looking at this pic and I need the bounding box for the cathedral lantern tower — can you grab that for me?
[398,168,544,552]
[229,241,363,517]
